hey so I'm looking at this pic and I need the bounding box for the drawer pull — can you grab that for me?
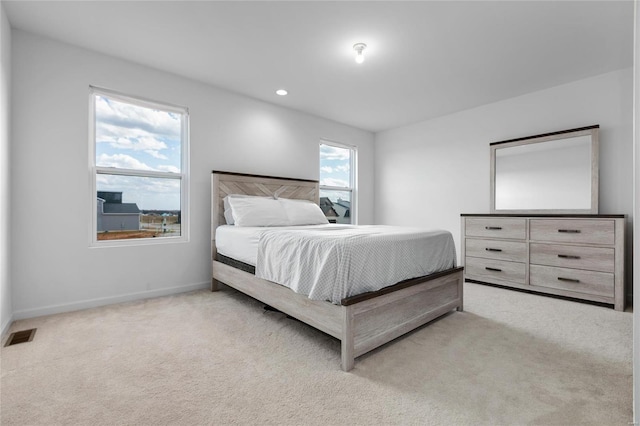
[485,248,503,252]
[485,267,502,272]
[557,254,581,260]
[485,226,502,230]
[557,277,580,283]
[558,229,581,234]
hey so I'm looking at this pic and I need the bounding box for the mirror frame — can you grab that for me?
[490,125,599,214]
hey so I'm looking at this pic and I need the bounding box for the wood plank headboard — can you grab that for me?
[211,171,320,241]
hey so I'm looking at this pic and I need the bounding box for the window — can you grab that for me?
[90,87,189,245]
[319,141,356,224]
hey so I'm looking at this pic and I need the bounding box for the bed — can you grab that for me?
[211,171,464,371]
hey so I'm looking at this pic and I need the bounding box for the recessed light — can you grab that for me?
[276,89,288,96]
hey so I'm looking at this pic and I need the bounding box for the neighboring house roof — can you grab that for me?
[336,199,350,209]
[97,191,123,204]
[320,205,339,218]
[103,203,141,214]
[319,197,339,218]
[334,200,350,218]
[332,203,349,218]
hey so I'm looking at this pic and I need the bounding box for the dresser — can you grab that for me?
[461,214,626,310]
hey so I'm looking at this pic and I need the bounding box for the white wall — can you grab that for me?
[1,3,12,335]
[374,68,633,294]
[10,30,374,319]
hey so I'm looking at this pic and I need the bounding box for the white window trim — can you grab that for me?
[319,139,357,224]
[89,86,190,247]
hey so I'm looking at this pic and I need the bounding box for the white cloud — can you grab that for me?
[95,95,181,164]
[320,144,350,161]
[95,96,181,139]
[157,165,180,173]
[320,166,333,173]
[96,127,169,154]
[108,135,167,151]
[97,153,155,171]
[320,177,349,188]
[145,150,169,160]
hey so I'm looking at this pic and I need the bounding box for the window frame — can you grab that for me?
[89,86,190,247]
[319,139,357,224]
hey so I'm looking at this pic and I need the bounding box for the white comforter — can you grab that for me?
[255,225,456,304]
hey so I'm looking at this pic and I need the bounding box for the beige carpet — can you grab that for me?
[1,283,632,425]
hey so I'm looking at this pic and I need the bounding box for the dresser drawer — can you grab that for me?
[466,238,527,262]
[530,243,614,273]
[465,257,526,284]
[529,219,614,245]
[529,265,614,297]
[465,218,526,240]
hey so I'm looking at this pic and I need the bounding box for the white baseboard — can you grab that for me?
[1,313,14,341]
[11,281,210,321]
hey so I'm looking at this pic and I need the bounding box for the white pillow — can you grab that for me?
[279,198,329,225]
[223,209,235,225]
[226,195,289,227]
[223,194,270,225]
[223,195,238,225]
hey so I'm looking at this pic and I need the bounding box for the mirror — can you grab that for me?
[491,125,599,214]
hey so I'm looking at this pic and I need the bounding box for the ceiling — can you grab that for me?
[3,1,634,133]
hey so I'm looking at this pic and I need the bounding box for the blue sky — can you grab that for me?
[95,95,182,210]
[320,143,351,188]
[320,143,352,203]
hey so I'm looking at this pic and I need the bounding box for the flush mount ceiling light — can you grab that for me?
[276,89,288,96]
[353,43,367,64]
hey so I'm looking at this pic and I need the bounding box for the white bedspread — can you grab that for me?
[216,224,335,266]
[255,225,456,304]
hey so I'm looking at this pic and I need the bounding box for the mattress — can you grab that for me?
[216,224,343,266]
[215,224,457,304]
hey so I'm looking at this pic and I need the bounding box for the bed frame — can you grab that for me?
[211,171,463,371]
